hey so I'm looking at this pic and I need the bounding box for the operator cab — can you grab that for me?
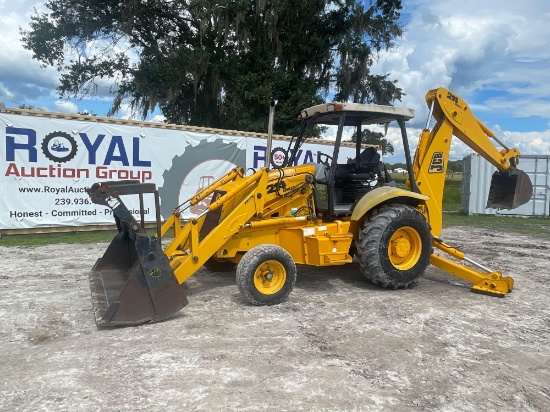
[284,102,415,218]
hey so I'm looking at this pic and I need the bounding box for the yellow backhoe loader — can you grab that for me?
[86,88,533,326]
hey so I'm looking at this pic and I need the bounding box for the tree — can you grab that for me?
[22,0,404,135]
[351,129,394,155]
[388,162,407,170]
[78,110,97,116]
[447,159,464,173]
[19,104,38,110]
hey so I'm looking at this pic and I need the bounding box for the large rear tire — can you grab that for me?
[356,204,432,289]
[236,245,296,306]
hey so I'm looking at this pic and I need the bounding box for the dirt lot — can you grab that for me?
[1,227,549,411]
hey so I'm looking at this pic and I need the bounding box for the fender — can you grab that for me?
[350,186,429,221]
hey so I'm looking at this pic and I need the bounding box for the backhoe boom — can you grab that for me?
[411,87,532,236]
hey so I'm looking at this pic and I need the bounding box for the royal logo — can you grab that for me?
[4,127,154,182]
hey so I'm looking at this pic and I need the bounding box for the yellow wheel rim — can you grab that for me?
[388,226,422,270]
[253,260,286,295]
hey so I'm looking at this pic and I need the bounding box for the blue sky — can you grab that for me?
[1,0,549,162]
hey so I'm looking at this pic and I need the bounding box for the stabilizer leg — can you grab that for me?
[430,238,514,296]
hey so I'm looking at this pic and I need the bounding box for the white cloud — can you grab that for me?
[0,1,135,110]
[483,96,550,119]
[118,102,141,121]
[150,114,167,123]
[0,1,60,103]
[367,0,550,162]
[54,100,79,114]
[0,83,14,100]
[500,128,550,156]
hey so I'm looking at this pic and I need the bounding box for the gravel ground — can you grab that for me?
[1,226,549,411]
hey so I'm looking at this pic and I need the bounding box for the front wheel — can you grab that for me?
[236,245,296,306]
[356,204,432,289]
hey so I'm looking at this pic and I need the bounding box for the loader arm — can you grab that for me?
[162,164,318,283]
[86,162,319,326]
[162,167,269,284]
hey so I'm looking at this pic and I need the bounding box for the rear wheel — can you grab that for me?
[236,245,296,305]
[356,204,432,289]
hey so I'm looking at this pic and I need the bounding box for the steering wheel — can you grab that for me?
[318,152,333,167]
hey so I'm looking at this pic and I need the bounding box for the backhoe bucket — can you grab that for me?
[486,168,533,210]
[86,180,188,326]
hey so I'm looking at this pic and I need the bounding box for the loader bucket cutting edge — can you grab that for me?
[88,231,188,327]
[486,169,533,210]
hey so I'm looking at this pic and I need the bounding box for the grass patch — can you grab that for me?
[442,182,461,206]
[393,175,462,208]
[442,211,550,239]
[0,230,117,247]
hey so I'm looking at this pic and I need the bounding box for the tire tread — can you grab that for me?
[356,204,433,289]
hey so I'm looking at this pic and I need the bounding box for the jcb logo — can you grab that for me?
[429,152,444,173]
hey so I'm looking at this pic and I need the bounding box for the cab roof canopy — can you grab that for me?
[300,102,415,126]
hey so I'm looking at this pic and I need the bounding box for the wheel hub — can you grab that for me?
[388,226,422,270]
[392,238,411,258]
[253,260,286,295]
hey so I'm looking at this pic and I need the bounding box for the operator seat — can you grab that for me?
[336,147,381,182]
[333,147,392,208]
[356,147,381,174]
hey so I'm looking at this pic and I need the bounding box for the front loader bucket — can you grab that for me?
[89,231,188,326]
[86,180,188,327]
[486,168,533,210]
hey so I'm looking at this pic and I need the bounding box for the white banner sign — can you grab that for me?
[0,113,358,229]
